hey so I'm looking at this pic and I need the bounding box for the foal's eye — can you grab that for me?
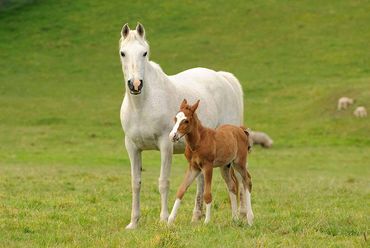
[143,52,147,57]
[184,120,189,124]
[120,51,125,57]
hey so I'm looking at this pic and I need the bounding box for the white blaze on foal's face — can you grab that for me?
[169,112,187,142]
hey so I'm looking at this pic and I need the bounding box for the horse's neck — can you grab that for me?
[185,115,208,151]
[126,61,171,107]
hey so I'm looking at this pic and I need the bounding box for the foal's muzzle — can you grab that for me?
[169,132,184,143]
[127,79,143,95]
[171,133,180,143]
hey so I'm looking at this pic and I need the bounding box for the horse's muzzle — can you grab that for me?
[127,79,143,95]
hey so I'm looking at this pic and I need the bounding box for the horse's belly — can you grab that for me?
[128,132,159,150]
[122,113,186,152]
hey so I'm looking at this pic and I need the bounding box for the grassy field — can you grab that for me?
[0,0,369,247]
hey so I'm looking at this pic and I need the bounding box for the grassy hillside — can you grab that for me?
[0,0,369,247]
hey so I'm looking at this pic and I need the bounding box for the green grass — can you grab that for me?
[0,0,369,247]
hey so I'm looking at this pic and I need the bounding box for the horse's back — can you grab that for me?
[169,68,234,90]
[169,67,244,126]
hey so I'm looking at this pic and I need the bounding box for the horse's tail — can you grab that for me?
[218,71,244,125]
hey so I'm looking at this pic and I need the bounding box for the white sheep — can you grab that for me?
[249,131,273,148]
[337,97,354,110]
[353,106,367,118]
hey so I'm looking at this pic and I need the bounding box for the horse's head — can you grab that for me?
[169,99,200,143]
[119,23,149,95]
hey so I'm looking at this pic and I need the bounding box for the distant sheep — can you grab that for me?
[353,106,367,118]
[249,131,273,148]
[337,97,354,110]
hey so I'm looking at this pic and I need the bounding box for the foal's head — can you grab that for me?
[169,99,200,143]
[119,23,149,95]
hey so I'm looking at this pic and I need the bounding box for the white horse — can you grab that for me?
[119,23,244,229]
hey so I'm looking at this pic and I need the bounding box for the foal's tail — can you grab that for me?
[240,126,252,153]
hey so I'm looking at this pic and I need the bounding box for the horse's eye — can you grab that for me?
[143,52,147,57]
[120,51,125,57]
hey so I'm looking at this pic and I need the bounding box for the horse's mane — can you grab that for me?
[149,61,163,73]
[119,31,149,48]
[148,61,168,81]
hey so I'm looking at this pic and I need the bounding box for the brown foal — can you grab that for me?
[168,99,254,225]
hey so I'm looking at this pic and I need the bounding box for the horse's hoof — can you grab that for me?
[239,208,247,218]
[160,213,169,222]
[125,222,138,230]
[247,211,254,226]
[191,210,202,222]
[232,215,239,222]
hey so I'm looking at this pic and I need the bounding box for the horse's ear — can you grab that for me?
[191,100,200,112]
[180,99,187,108]
[121,23,130,38]
[136,22,145,38]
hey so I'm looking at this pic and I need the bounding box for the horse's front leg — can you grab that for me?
[158,137,173,222]
[192,173,204,222]
[125,137,142,230]
[203,163,213,224]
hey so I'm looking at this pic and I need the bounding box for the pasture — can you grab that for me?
[0,0,369,247]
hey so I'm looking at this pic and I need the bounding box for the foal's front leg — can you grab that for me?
[168,167,200,224]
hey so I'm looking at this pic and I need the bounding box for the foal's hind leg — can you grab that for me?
[238,180,247,218]
[220,165,238,220]
[233,161,254,226]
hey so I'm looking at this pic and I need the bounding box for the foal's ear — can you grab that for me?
[136,22,145,38]
[180,99,188,108]
[121,23,130,38]
[191,100,200,112]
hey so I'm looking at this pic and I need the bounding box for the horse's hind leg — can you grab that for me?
[233,160,254,226]
[220,165,238,220]
[192,173,204,222]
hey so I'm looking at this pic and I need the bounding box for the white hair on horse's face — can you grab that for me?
[169,112,187,142]
[119,23,149,95]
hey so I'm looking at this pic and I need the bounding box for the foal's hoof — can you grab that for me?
[167,216,175,225]
[125,222,138,230]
